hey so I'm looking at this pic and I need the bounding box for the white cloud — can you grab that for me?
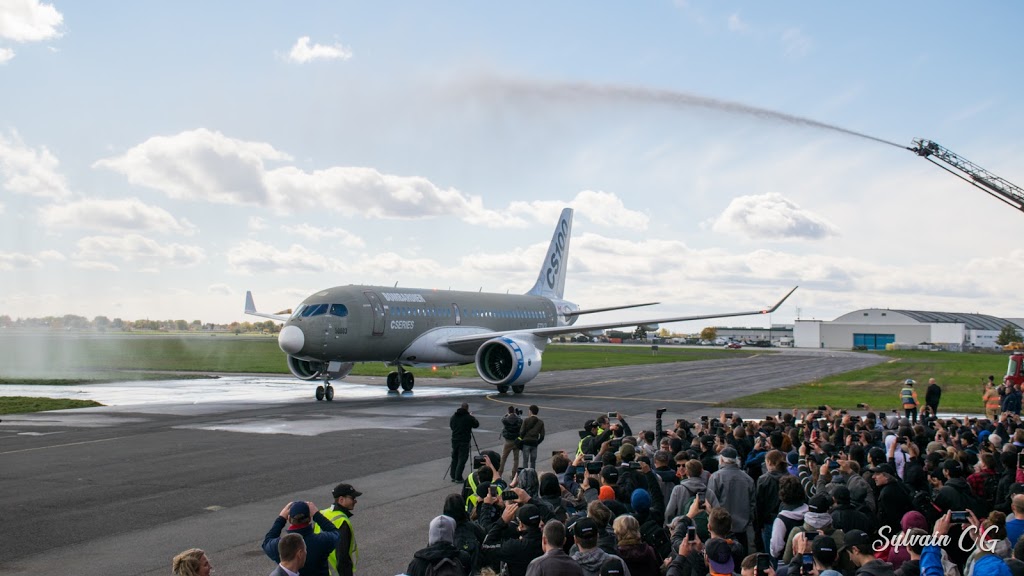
[93,128,291,204]
[727,13,747,32]
[208,283,233,296]
[286,36,353,63]
[0,130,70,199]
[73,234,206,268]
[710,193,839,241]
[509,190,649,229]
[39,198,197,235]
[288,223,365,247]
[0,0,63,42]
[226,240,332,275]
[97,129,523,227]
[0,47,13,63]
[248,216,267,232]
[38,249,63,260]
[73,260,119,271]
[0,250,42,270]
[781,28,811,57]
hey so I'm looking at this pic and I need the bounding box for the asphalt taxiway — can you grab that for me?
[0,349,884,575]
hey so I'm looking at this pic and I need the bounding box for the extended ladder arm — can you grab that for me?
[910,138,1024,213]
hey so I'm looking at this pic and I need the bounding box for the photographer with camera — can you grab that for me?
[450,402,480,484]
[499,406,524,479]
[480,494,545,576]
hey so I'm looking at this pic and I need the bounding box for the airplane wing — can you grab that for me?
[444,286,797,353]
[561,302,660,321]
[244,291,291,322]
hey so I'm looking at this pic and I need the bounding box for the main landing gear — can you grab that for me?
[386,367,415,392]
[315,382,335,401]
[496,384,526,395]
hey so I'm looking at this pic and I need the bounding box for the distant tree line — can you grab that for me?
[0,314,281,335]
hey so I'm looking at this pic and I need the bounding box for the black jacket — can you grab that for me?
[925,384,941,408]
[450,408,479,443]
[481,521,543,576]
[405,542,470,576]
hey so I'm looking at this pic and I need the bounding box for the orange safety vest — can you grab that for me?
[984,389,1001,411]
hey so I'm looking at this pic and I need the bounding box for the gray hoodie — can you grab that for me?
[663,477,720,523]
[706,458,756,535]
[572,548,632,576]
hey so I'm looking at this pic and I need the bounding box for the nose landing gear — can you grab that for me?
[316,382,335,401]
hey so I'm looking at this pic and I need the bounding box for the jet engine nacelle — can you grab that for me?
[475,336,542,386]
[287,356,354,381]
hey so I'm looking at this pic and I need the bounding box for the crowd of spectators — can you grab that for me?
[173,375,1024,576]
[398,383,1024,576]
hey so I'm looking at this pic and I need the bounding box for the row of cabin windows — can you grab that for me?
[391,306,548,320]
[293,303,549,321]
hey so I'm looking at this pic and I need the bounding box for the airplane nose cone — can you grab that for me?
[278,325,305,355]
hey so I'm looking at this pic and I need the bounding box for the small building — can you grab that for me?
[715,325,793,345]
[794,309,1024,350]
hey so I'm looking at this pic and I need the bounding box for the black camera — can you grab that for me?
[501,491,519,501]
[514,408,523,416]
[608,438,622,450]
[585,461,603,474]
[950,510,969,523]
[724,412,733,419]
[656,408,667,418]
[472,455,486,468]
[625,461,641,470]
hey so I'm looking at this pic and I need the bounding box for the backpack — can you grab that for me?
[640,518,672,562]
[425,556,462,576]
[453,522,480,573]
[683,493,710,541]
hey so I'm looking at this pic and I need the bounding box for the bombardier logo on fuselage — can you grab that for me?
[545,218,569,289]
[381,292,426,303]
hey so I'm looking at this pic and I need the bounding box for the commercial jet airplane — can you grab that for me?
[245,208,797,401]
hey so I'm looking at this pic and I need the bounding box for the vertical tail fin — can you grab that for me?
[527,208,573,299]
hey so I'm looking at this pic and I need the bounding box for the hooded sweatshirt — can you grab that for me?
[572,548,632,576]
[404,542,468,576]
[771,503,807,559]
[664,477,719,522]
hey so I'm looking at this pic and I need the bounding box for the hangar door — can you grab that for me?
[853,333,895,350]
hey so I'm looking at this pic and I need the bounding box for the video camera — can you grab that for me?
[472,454,487,468]
[514,407,523,416]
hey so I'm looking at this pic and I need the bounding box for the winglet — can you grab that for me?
[244,290,290,321]
[760,286,798,314]
[245,290,257,314]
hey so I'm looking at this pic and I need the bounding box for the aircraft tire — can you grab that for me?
[401,372,415,392]
[497,385,510,394]
[386,372,400,391]
[325,385,334,401]
[511,385,525,394]
[315,385,325,401]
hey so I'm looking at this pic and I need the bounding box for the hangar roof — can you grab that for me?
[889,310,1010,331]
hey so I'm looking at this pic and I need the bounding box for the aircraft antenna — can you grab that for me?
[394,281,398,287]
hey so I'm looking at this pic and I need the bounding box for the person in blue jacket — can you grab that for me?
[921,511,1010,576]
[262,500,340,576]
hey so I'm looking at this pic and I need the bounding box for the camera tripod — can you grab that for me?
[442,429,482,481]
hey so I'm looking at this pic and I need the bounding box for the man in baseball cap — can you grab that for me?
[704,537,735,575]
[322,483,362,576]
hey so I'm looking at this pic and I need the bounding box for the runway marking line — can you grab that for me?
[0,435,125,455]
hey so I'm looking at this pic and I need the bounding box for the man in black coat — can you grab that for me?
[481,502,545,576]
[925,378,942,415]
[450,402,480,483]
[405,515,471,576]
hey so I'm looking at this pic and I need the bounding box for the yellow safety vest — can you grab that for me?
[900,387,917,408]
[318,507,358,574]
[466,484,502,512]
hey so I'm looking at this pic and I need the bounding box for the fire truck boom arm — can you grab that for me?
[910,138,1024,213]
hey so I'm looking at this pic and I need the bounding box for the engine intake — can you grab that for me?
[475,336,542,385]
[287,356,353,381]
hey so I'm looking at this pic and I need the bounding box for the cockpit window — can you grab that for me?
[329,304,348,317]
[301,303,328,317]
[290,304,307,320]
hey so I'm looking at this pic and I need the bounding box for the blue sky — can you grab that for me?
[1,1,1022,329]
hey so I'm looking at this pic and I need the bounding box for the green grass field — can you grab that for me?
[0,397,102,414]
[728,349,1009,413]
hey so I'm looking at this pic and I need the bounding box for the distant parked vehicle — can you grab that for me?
[725,342,743,349]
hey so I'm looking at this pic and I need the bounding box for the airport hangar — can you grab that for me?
[792,309,1024,351]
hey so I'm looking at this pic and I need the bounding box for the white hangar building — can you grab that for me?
[793,309,1024,351]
